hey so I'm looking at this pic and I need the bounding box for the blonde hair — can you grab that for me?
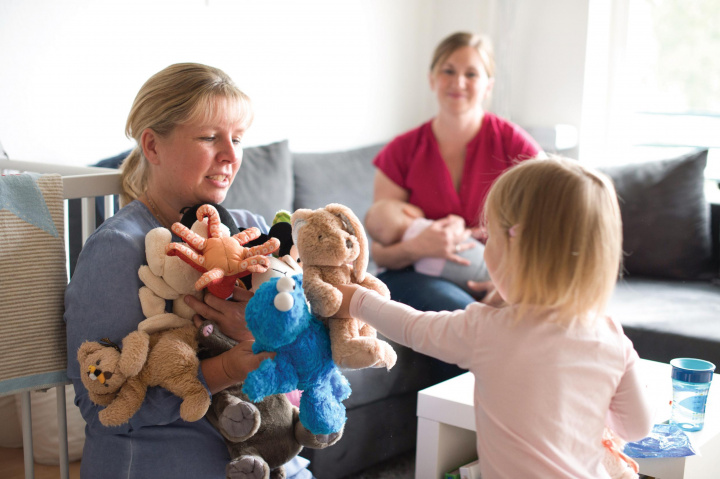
[483,157,623,325]
[120,63,253,206]
[430,31,495,78]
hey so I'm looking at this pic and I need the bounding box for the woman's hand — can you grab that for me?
[221,340,274,383]
[409,215,473,265]
[185,286,255,342]
[467,280,505,307]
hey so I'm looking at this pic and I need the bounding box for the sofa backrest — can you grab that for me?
[77,144,719,282]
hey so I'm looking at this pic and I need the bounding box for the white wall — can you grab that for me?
[0,0,589,166]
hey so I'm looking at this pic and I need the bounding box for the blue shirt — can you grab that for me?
[64,200,312,478]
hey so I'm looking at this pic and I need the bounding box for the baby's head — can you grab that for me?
[365,199,425,246]
[483,157,622,323]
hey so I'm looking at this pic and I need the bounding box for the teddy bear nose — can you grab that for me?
[346,238,353,249]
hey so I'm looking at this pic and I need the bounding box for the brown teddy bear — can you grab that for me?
[291,203,397,370]
[77,324,210,427]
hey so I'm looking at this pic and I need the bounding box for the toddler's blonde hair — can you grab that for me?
[483,157,623,325]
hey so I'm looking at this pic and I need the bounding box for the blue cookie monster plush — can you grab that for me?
[242,274,351,435]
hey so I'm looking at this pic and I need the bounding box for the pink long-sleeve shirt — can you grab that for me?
[350,290,653,479]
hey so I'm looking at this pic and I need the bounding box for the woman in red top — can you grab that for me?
[369,31,541,312]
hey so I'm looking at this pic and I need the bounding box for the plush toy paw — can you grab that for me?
[330,322,398,371]
[219,396,261,442]
[295,421,344,449]
[227,455,270,479]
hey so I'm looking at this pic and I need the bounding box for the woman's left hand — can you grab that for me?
[185,287,255,342]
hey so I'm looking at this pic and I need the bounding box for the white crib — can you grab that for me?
[0,158,121,479]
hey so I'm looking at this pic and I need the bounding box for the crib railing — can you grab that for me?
[0,158,122,479]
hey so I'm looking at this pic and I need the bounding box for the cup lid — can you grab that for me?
[671,358,716,383]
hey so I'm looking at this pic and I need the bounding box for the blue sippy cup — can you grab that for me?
[670,358,715,432]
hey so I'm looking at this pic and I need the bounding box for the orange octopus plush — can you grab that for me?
[166,204,280,298]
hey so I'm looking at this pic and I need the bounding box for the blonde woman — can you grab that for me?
[338,157,653,478]
[368,31,542,312]
[65,63,315,479]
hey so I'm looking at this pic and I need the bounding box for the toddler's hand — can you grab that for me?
[332,284,363,318]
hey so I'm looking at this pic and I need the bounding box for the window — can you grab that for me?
[581,0,720,187]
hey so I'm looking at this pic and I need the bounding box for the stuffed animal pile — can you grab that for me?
[197,319,342,479]
[291,203,396,370]
[242,275,352,435]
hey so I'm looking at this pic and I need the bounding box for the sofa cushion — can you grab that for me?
[223,139,294,224]
[599,149,712,280]
[608,278,720,366]
[292,143,385,221]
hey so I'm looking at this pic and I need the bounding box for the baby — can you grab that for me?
[365,199,489,297]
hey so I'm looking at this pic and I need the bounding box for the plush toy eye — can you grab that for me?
[276,276,295,293]
[274,292,294,312]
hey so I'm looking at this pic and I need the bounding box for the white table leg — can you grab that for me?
[416,417,477,479]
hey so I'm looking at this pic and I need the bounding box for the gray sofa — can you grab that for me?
[84,142,720,479]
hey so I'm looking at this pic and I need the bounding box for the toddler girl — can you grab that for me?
[336,157,653,478]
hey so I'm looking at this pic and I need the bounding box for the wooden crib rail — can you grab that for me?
[0,159,121,479]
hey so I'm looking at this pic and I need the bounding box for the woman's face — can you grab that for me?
[150,97,246,207]
[430,46,493,116]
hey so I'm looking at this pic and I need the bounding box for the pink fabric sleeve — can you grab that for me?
[349,288,480,369]
[605,337,654,441]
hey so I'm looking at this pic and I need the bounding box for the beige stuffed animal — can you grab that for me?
[77,324,210,427]
[291,203,397,370]
[137,226,205,334]
[137,209,237,334]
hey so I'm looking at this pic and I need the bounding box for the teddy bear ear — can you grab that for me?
[77,341,105,364]
[290,209,310,227]
[325,203,368,283]
[290,209,311,248]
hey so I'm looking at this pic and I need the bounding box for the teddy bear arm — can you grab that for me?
[303,273,343,317]
[172,294,200,321]
[138,266,182,299]
[87,390,117,407]
[145,227,173,277]
[138,286,168,319]
[117,331,150,378]
[356,273,390,298]
[98,376,148,427]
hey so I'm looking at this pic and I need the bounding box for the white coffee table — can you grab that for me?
[416,359,720,479]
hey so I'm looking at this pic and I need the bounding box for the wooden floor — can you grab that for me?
[0,447,81,479]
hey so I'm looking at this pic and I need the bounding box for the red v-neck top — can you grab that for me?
[373,114,541,228]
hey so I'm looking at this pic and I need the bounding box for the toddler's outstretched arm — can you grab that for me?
[334,284,476,369]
